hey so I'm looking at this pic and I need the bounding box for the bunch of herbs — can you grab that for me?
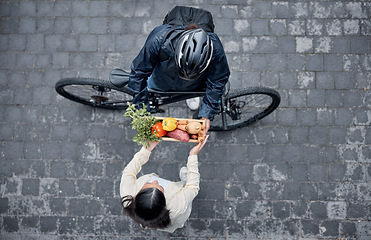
[124,103,161,147]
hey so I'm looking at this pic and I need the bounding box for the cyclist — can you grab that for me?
[120,136,209,233]
[128,6,230,134]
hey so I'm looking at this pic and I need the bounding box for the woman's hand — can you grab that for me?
[202,117,210,135]
[189,135,209,156]
[144,140,159,151]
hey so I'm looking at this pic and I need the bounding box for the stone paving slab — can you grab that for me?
[0,0,370,239]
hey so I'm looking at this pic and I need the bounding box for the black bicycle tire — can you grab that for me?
[55,77,133,110]
[210,87,281,131]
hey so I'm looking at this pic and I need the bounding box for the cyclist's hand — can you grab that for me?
[144,140,159,152]
[190,135,209,156]
[202,117,210,135]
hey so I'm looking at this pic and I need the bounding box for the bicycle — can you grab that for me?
[55,69,280,131]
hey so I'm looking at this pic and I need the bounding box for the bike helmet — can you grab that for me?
[175,28,213,80]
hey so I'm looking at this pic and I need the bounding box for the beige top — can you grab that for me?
[120,147,200,233]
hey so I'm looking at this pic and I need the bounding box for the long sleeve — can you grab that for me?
[119,147,152,198]
[182,155,200,203]
[165,155,200,211]
[128,26,164,108]
[198,34,230,120]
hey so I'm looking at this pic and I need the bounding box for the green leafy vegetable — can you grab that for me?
[124,103,161,147]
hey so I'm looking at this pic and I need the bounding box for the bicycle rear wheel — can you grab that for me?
[210,87,280,131]
[55,78,133,110]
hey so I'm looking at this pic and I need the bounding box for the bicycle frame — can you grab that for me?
[147,88,205,113]
[144,77,230,110]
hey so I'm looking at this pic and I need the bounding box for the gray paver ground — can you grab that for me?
[1,0,370,239]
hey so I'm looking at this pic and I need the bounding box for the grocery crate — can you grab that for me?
[155,117,206,143]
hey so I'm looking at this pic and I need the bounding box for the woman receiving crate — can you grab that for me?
[120,136,209,233]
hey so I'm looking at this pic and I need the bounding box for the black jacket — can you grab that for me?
[128,24,230,120]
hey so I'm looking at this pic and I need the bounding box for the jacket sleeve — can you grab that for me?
[198,34,230,121]
[120,147,151,198]
[128,27,163,108]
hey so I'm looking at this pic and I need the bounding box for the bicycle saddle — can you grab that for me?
[109,68,130,88]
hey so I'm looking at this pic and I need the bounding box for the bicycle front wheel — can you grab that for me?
[55,78,133,110]
[210,87,280,131]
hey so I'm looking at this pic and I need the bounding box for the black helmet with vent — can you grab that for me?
[174,28,213,80]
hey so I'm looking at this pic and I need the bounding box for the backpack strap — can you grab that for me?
[158,48,170,61]
[158,26,184,61]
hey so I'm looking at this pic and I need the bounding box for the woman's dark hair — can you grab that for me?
[121,188,171,229]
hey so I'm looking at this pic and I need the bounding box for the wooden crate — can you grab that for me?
[155,117,206,143]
